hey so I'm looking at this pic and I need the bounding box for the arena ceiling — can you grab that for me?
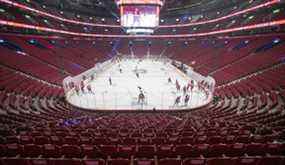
[33,0,240,18]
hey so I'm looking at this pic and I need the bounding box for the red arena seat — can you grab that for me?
[107,158,131,165]
[158,158,182,165]
[82,159,106,165]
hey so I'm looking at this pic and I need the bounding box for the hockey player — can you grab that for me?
[176,82,181,91]
[68,82,72,89]
[87,85,93,94]
[82,75,87,81]
[187,82,191,91]
[184,94,190,106]
[183,86,187,95]
[175,80,180,91]
[75,85,79,95]
[136,72,140,78]
[191,81,194,91]
[188,80,194,91]
[80,80,84,88]
[80,84,85,94]
[168,77,172,83]
[138,91,145,104]
[109,77,112,86]
[205,90,209,99]
[174,96,181,106]
[118,64,122,73]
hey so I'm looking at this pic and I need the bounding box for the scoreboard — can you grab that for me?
[116,0,163,6]
[115,0,164,34]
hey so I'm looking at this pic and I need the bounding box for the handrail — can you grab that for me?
[1,32,285,40]
[0,18,284,38]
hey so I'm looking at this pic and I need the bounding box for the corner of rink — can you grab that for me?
[62,56,216,111]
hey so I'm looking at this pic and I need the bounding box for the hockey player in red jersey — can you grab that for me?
[75,85,79,95]
[87,85,93,94]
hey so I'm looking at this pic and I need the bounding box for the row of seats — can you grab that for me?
[1,143,284,158]
[3,134,279,145]
[1,156,285,165]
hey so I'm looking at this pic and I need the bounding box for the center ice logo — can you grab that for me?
[133,68,147,74]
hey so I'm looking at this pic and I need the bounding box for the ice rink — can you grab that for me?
[66,59,211,110]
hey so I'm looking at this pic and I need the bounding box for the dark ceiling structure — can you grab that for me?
[33,0,241,19]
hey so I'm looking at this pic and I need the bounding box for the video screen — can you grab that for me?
[121,5,159,28]
[116,0,163,6]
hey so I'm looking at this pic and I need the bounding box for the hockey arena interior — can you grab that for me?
[0,0,285,165]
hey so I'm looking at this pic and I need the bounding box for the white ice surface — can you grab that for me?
[67,59,211,110]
